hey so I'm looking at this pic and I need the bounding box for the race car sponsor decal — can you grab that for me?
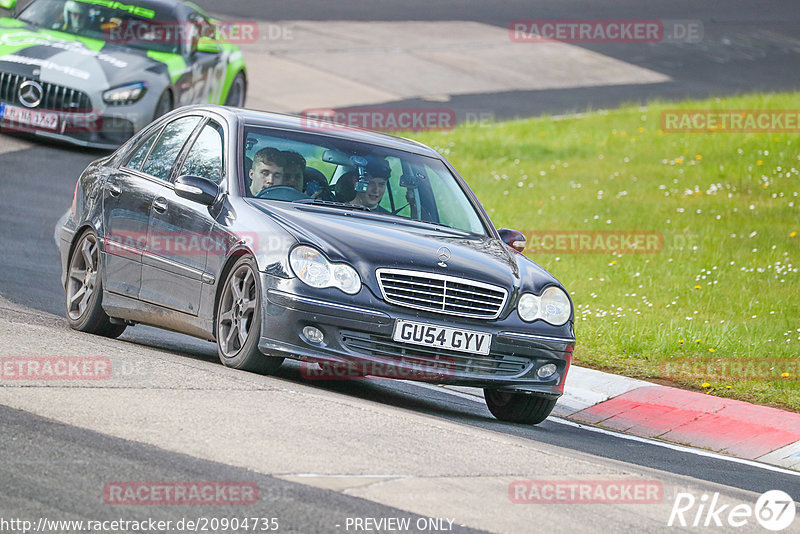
[0,53,91,79]
[0,31,127,68]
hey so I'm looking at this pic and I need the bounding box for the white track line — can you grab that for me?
[409,382,800,477]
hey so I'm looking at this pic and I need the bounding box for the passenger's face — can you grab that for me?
[355,177,388,209]
[281,165,304,190]
[250,160,283,195]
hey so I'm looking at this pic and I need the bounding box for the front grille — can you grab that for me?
[0,72,92,111]
[376,269,508,319]
[340,330,532,377]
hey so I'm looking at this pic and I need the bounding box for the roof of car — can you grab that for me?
[194,105,443,158]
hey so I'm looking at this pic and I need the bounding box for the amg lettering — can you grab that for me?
[77,0,156,19]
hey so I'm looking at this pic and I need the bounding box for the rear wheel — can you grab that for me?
[483,389,556,425]
[216,256,283,374]
[224,72,247,107]
[65,230,126,338]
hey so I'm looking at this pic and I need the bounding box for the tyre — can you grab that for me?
[153,90,172,121]
[65,230,126,338]
[224,72,247,107]
[216,256,283,374]
[483,389,556,425]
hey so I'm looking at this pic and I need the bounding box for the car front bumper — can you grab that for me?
[258,277,574,396]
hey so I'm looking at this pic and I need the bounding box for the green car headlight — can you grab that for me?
[103,82,147,105]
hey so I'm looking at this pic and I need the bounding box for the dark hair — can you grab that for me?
[282,150,306,170]
[252,147,286,167]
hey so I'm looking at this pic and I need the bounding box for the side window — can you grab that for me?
[180,121,224,183]
[140,116,201,181]
[123,131,159,171]
[424,163,484,234]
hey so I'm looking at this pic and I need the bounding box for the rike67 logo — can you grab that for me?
[668,490,796,531]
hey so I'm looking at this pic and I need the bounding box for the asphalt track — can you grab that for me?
[195,0,800,119]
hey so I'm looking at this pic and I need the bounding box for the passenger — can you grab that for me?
[351,174,389,212]
[350,157,391,212]
[249,148,286,196]
[281,151,306,191]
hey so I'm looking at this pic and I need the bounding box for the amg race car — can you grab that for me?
[0,0,247,148]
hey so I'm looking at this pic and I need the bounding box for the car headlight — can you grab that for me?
[103,82,147,105]
[517,293,540,322]
[289,246,361,295]
[517,286,572,326]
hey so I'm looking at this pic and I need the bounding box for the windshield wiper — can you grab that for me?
[293,199,371,211]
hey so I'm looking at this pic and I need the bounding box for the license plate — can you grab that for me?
[392,319,492,355]
[1,104,59,130]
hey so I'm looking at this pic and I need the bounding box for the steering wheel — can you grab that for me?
[255,185,308,201]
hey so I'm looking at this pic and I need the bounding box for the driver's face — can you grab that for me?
[250,160,283,195]
[68,12,86,31]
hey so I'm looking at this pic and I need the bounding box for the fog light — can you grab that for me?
[302,326,324,344]
[537,363,557,378]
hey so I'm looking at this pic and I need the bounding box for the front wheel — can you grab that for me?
[65,230,126,338]
[216,256,283,374]
[483,389,556,425]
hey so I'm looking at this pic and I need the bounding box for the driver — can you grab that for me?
[249,148,286,196]
[63,0,90,33]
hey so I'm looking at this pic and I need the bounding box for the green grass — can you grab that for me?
[409,92,800,411]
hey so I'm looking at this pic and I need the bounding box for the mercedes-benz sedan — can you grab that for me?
[59,105,575,424]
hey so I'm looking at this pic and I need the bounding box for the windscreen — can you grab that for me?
[18,0,185,54]
[243,126,488,236]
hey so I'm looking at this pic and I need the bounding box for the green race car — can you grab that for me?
[0,0,248,148]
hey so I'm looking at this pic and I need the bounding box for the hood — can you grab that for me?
[250,201,561,295]
[0,19,168,93]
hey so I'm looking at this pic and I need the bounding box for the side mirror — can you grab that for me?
[196,36,221,54]
[174,175,220,206]
[498,228,527,253]
[0,0,18,11]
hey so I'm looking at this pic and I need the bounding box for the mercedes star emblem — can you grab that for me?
[437,246,451,267]
[18,80,44,108]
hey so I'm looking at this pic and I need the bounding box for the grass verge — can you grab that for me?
[410,92,800,411]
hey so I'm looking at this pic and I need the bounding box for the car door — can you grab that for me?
[139,117,225,316]
[101,125,166,298]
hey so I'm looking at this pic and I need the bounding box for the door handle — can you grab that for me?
[108,182,122,197]
[153,198,168,213]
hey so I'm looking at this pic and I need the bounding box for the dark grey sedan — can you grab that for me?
[59,104,575,424]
